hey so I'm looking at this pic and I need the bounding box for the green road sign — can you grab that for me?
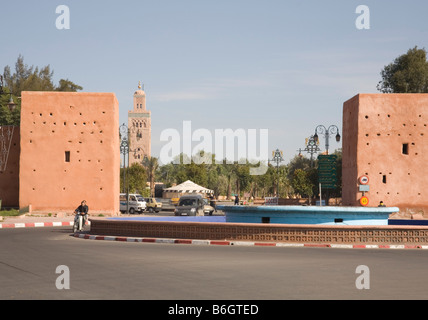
[317,154,337,189]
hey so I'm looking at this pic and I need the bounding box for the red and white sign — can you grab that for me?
[360,196,369,206]
[359,175,369,185]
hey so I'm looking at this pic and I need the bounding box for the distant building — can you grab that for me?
[342,93,428,215]
[128,82,151,165]
[0,91,120,215]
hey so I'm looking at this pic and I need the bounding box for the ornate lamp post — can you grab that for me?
[119,123,129,188]
[299,135,321,167]
[119,124,130,213]
[313,125,341,155]
[313,125,340,206]
[0,75,17,111]
[119,123,138,213]
[269,149,284,198]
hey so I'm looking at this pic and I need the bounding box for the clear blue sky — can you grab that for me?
[2,0,427,163]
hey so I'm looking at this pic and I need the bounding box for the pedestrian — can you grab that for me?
[209,194,217,212]
[378,201,386,207]
[234,195,239,205]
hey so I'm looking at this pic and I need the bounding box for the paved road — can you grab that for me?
[1,226,428,300]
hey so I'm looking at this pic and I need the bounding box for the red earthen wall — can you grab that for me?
[342,94,428,215]
[19,92,120,214]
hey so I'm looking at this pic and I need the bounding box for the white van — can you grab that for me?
[120,193,147,214]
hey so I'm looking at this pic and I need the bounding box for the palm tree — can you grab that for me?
[142,156,159,197]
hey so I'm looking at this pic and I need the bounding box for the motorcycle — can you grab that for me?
[73,211,86,233]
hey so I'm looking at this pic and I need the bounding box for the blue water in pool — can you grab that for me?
[109,216,226,223]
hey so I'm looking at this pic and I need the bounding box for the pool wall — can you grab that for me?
[89,218,428,246]
[219,205,399,226]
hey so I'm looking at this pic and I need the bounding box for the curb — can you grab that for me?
[0,221,74,228]
[72,233,428,250]
[0,221,90,228]
[2,221,426,250]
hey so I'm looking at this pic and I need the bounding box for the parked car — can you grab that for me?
[120,193,146,214]
[174,194,215,216]
[144,197,162,213]
[202,198,215,215]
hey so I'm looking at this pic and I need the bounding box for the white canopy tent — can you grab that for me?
[162,180,213,198]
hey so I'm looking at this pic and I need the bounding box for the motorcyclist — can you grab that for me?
[74,200,89,229]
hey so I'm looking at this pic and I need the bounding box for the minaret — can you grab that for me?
[128,81,151,165]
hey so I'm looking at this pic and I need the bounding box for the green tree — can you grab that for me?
[291,169,314,204]
[287,155,312,186]
[277,165,292,198]
[184,162,207,187]
[142,156,159,197]
[206,160,224,198]
[0,105,12,125]
[377,46,428,93]
[120,163,147,194]
[329,149,342,199]
[233,162,252,196]
[56,79,83,92]
[1,55,82,126]
[252,166,274,198]
[156,162,175,188]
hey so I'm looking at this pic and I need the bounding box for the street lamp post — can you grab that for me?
[313,124,340,206]
[0,76,17,111]
[119,124,130,213]
[269,149,284,199]
[299,135,321,167]
[313,125,341,155]
[119,123,139,213]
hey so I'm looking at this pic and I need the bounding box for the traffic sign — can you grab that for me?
[359,175,369,185]
[360,196,369,206]
[317,155,337,189]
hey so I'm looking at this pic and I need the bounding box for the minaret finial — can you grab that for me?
[138,81,142,89]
